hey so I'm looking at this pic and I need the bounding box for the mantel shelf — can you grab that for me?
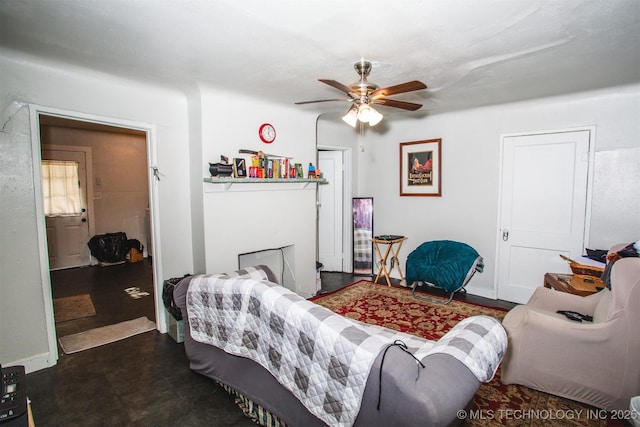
[203,177,327,192]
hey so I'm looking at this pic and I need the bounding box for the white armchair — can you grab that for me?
[501,247,640,411]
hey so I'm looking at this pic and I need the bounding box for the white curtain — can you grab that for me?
[41,160,81,216]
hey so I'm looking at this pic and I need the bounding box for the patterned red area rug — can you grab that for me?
[312,280,614,427]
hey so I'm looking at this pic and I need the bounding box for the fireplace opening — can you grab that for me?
[238,245,295,291]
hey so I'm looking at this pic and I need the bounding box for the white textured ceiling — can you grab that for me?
[1,0,639,115]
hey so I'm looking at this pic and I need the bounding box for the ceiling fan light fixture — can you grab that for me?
[368,107,383,126]
[296,59,426,126]
[357,104,372,123]
[342,106,358,127]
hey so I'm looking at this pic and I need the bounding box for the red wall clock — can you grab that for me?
[259,123,276,144]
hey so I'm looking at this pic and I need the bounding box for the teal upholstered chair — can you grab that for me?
[405,240,484,304]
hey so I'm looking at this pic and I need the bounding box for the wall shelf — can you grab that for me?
[203,177,327,192]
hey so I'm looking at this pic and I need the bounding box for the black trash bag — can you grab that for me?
[162,275,192,320]
[87,232,129,263]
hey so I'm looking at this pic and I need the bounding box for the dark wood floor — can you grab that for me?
[26,262,514,426]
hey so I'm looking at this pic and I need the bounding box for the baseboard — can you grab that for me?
[465,284,497,300]
[9,351,57,374]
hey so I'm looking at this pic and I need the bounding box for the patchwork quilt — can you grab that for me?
[186,275,436,426]
[425,315,507,382]
[186,275,506,426]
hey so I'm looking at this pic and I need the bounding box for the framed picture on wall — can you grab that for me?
[399,139,441,196]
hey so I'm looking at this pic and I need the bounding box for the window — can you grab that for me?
[41,160,82,216]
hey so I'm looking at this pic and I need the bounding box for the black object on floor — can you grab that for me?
[1,364,27,423]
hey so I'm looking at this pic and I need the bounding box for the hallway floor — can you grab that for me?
[50,260,156,338]
[26,263,513,426]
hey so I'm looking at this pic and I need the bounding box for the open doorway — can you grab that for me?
[38,114,157,342]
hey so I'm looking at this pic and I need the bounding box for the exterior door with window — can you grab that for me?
[42,149,91,270]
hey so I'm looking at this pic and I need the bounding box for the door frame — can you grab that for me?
[42,144,96,268]
[317,149,344,272]
[29,103,164,365]
[494,126,596,300]
[317,145,353,272]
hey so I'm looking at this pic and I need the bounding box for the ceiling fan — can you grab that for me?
[295,60,427,127]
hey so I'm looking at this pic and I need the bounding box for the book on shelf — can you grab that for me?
[205,154,319,180]
[233,158,247,178]
[266,159,273,178]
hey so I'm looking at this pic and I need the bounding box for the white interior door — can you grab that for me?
[318,150,344,271]
[42,149,91,270]
[497,130,591,303]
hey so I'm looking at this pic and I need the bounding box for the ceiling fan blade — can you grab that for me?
[370,80,427,98]
[318,79,358,95]
[373,98,423,111]
[295,98,350,105]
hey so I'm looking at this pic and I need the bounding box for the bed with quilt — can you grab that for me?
[173,265,507,427]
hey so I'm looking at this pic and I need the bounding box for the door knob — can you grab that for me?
[502,229,509,241]
[81,218,87,222]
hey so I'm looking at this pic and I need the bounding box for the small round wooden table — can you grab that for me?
[371,235,407,286]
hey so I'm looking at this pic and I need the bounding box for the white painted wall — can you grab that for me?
[199,87,320,297]
[0,50,192,370]
[353,84,640,298]
[0,106,50,370]
[186,85,207,274]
